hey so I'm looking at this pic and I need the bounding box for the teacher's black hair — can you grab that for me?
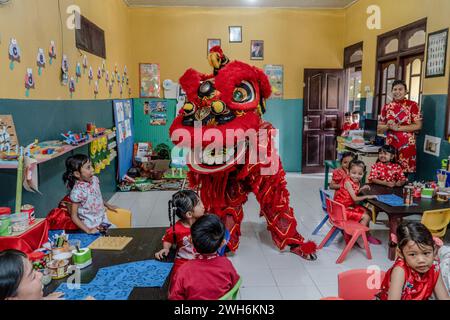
[392,80,408,91]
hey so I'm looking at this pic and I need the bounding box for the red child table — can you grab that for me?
[0,218,49,254]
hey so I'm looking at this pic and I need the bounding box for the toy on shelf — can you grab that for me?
[61,132,89,146]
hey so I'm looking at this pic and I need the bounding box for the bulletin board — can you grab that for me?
[133,98,177,149]
[113,99,134,181]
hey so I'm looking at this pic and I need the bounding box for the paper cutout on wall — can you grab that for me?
[61,55,69,86]
[23,156,41,194]
[108,82,113,95]
[117,73,121,83]
[25,68,35,97]
[102,60,106,74]
[82,55,88,73]
[105,71,110,84]
[36,48,46,76]
[119,84,123,96]
[97,67,102,80]
[9,38,21,70]
[114,64,118,74]
[49,41,56,65]
[69,77,76,97]
[122,75,126,84]
[88,66,94,83]
[94,80,99,97]
[76,62,82,82]
[124,65,127,75]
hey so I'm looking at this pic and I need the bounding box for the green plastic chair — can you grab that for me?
[324,160,341,190]
[219,278,242,300]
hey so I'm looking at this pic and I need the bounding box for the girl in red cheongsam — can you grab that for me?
[376,221,450,300]
[378,80,422,174]
[329,151,357,190]
[334,160,381,245]
[368,145,407,188]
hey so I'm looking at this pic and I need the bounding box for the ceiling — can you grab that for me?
[124,0,358,9]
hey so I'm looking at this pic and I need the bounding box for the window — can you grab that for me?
[344,42,363,112]
[374,19,427,115]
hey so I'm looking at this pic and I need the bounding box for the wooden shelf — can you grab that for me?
[0,132,115,170]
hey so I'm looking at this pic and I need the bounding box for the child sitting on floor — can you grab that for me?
[368,145,406,188]
[376,221,450,300]
[155,190,205,277]
[63,154,118,234]
[329,151,357,190]
[333,160,381,245]
[168,214,240,300]
[0,250,64,300]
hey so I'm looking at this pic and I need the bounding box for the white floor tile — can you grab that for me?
[278,285,323,300]
[237,267,277,287]
[271,268,315,287]
[240,286,282,300]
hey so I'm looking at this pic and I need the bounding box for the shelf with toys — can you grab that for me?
[0,129,116,170]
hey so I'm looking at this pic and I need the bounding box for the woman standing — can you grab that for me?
[378,80,422,175]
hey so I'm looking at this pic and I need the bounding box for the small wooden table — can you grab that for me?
[363,185,450,261]
[44,227,174,300]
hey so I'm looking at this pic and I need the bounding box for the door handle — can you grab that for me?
[304,117,312,123]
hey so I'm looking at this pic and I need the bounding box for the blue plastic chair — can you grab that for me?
[312,189,341,247]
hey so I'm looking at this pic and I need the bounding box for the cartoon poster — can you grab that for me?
[116,102,125,122]
[264,65,283,99]
[140,63,161,98]
[149,101,168,113]
[150,113,167,126]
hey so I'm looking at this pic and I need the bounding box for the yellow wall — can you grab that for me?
[129,7,345,99]
[345,0,450,96]
[0,0,133,100]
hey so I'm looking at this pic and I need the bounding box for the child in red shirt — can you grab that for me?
[368,145,407,188]
[329,151,357,190]
[334,160,381,245]
[155,190,205,277]
[350,111,360,130]
[169,215,240,300]
[376,221,449,300]
[341,112,353,136]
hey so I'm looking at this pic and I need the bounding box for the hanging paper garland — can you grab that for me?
[25,68,35,97]
[75,62,82,83]
[122,74,126,84]
[61,55,69,86]
[108,81,113,97]
[102,60,106,75]
[116,73,121,83]
[114,63,118,74]
[36,48,46,76]
[119,83,123,96]
[69,77,76,98]
[48,41,56,65]
[105,71,110,85]
[9,38,21,70]
[124,65,127,75]
[97,67,102,80]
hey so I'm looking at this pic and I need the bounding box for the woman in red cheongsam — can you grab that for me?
[378,80,422,174]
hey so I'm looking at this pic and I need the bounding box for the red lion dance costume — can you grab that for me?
[170,47,317,260]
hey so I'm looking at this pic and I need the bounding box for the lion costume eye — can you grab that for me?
[232,81,254,103]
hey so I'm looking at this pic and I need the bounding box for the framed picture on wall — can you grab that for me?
[139,63,161,98]
[229,26,242,43]
[425,28,448,78]
[250,40,264,60]
[207,39,221,55]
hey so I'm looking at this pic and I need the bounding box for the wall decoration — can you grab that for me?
[150,113,167,126]
[61,55,69,86]
[426,28,448,78]
[424,135,441,157]
[113,99,134,181]
[207,39,221,56]
[76,62,82,82]
[124,65,128,75]
[250,40,264,60]
[88,66,94,83]
[119,83,123,96]
[0,115,19,154]
[48,41,56,65]
[264,65,283,99]
[97,67,102,79]
[102,60,106,74]
[82,55,88,73]
[114,64,118,74]
[9,38,21,70]
[109,82,113,96]
[105,71,110,84]
[94,80,99,97]
[149,101,168,113]
[69,77,76,98]
[36,48,46,75]
[140,63,161,98]
[25,68,35,97]
[229,26,242,43]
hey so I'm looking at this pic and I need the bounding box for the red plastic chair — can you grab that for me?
[338,269,386,300]
[318,198,372,264]
[321,269,387,300]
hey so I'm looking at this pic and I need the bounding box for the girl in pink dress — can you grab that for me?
[377,221,449,300]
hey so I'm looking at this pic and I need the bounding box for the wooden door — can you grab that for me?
[302,69,344,174]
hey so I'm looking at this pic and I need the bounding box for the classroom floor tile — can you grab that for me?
[109,174,450,300]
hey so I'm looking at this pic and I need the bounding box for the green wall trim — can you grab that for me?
[0,99,117,217]
[263,99,303,173]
